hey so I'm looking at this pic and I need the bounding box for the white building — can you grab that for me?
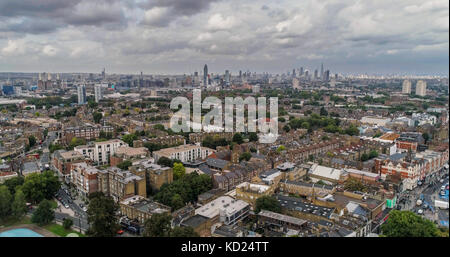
[152,144,214,163]
[360,116,392,126]
[195,196,250,225]
[77,84,86,105]
[74,139,126,165]
[94,84,105,103]
[402,80,411,94]
[416,80,427,96]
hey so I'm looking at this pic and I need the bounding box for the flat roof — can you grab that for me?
[258,210,307,227]
[195,196,249,219]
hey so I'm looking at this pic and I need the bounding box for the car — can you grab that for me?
[440,191,446,196]
[82,207,88,212]
[57,197,62,201]
[442,185,446,190]
[417,209,424,215]
[79,203,84,208]
[440,179,445,183]
[117,230,124,235]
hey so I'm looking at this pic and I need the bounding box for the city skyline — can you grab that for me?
[0,0,448,75]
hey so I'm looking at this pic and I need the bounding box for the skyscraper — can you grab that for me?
[77,84,86,105]
[320,63,324,79]
[324,70,330,82]
[416,80,427,96]
[94,84,103,103]
[203,64,208,87]
[300,67,304,76]
[225,70,230,84]
[314,69,318,80]
[402,80,412,94]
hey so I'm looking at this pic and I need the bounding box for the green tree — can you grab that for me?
[93,112,103,124]
[254,196,281,214]
[345,125,359,136]
[173,162,186,180]
[157,157,174,167]
[28,136,36,147]
[69,137,86,149]
[232,133,244,144]
[0,185,12,219]
[122,133,138,147]
[143,212,172,237]
[283,124,291,132]
[276,145,286,153]
[171,226,199,237]
[320,107,328,116]
[117,160,132,170]
[31,199,55,226]
[248,132,258,142]
[86,192,120,237]
[422,133,430,144]
[344,178,367,192]
[381,210,440,237]
[170,194,185,211]
[11,189,27,219]
[3,176,24,195]
[63,218,74,230]
[239,152,252,162]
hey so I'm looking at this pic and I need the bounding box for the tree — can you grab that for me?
[117,160,132,170]
[320,107,328,116]
[93,112,103,124]
[69,137,86,149]
[422,133,430,144]
[170,194,185,211]
[381,210,439,237]
[239,152,252,162]
[0,185,12,219]
[171,226,199,237]
[344,178,367,192]
[157,157,174,167]
[276,145,286,153]
[28,136,36,147]
[345,125,359,136]
[248,132,258,142]
[232,133,244,144]
[12,189,27,219]
[122,133,138,147]
[143,212,172,237]
[3,176,24,195]
[86,192,120,237]
[360,153,369,162]
[368,150,379,159]
[254,196,282,214]
[31,199,54,226]
[173,162,186,180]
[283,124,291,132]
[63,218,74,230]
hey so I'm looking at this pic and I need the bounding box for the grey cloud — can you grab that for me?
[139,0,222,16]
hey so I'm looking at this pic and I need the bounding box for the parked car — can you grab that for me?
[417,209,424,215]
[117,230,124,235]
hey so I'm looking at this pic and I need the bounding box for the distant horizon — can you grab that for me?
[0,70,448,78]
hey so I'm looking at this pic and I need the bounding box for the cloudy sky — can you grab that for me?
[0,0,448,75]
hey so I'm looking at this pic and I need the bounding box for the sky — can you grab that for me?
[0,0,448,75]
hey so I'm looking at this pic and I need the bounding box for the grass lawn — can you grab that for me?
[43,223,85,237]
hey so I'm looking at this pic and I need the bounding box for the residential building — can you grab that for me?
[153,144,215,163]
[195,196,250,226]
[416,80,427,96]
[402,80,411,94]
[70,162,99,197]
[119,195,170,224]
[97,166,146,201]
[74,139,126,165]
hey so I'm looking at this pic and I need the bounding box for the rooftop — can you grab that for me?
[195,196,249,219]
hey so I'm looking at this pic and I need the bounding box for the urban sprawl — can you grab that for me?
[0,67,448,238]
